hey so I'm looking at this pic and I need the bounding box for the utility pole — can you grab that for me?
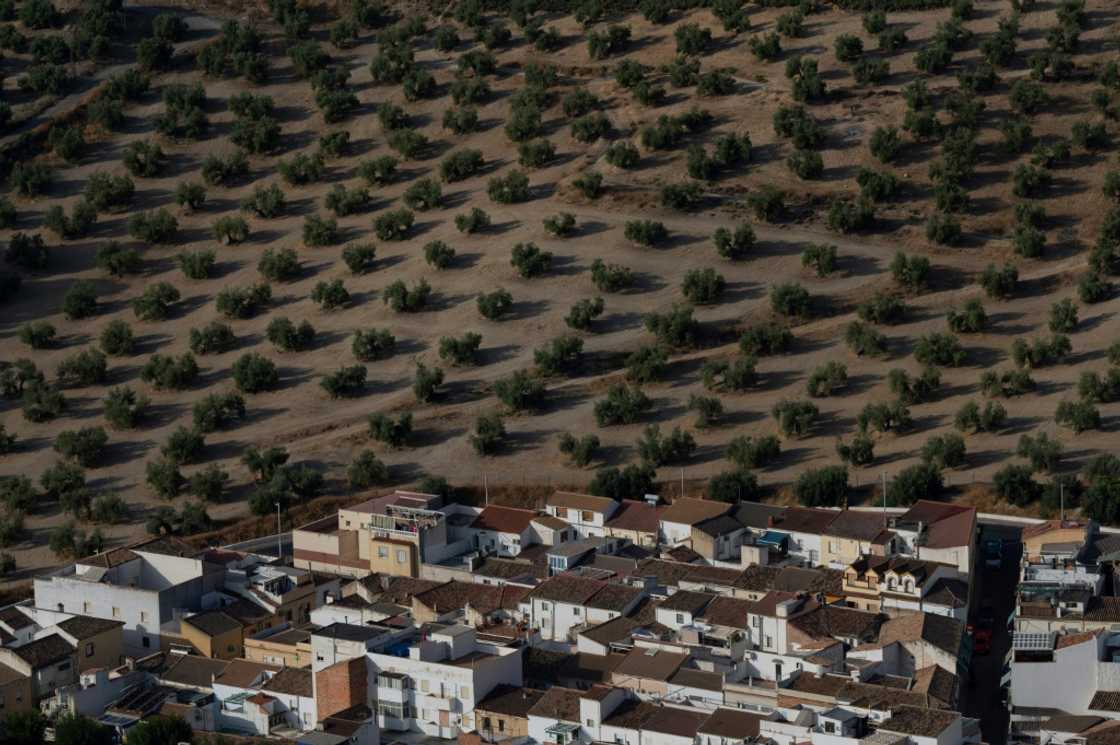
[483,471,489,506]
[680,468,685,499]
[881,472,887,522]
[1060,482,1065,523]
[275,502,282,561]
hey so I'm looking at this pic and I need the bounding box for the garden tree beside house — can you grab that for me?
[795,466,848,507]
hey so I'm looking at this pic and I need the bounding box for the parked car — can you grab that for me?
[971,626,992,655]
[977,604,996,630]
[983,538,1003,568]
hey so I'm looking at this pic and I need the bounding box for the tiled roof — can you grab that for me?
[471,505,538,534]
[76,546,139,568]
[527,686,582,722]
[532,515,570,531]
[665,545,703,563]
[790,605,884,641]
[160,655,230,689]
[769,507,838,535]
[587,583,644,612]
[825,510,890,541]
[644,705,710,737]
[477,684,544,717]
[924,578,969,609]
[1090,691,1120,713]
[700,707,762,738]
[0,606,33,630]
[660,498,730,526]
[658,590,714,615]
[669,667,723,692]
[606,500,659,533]
[613,646,688,681]
[475,557,547,582]
[602,698,659,729]
[701,597,757,630]
[695,515,744,538]
[1056,629,1100,650]
[879,705,960,737]
[1022,519,1091,541]
[10,634,73,667]
[221,599,272,625]
[547,491,617,514]
[912,665,958,707]
[528,575,604,604]
[878,612,964,657]
[581,616,641,646]
[56,615,123,640]
[379,577,445,605]
[262,666,312,697]
[731,503,786,530]
[214,659,280,689]
[921,506,975,549]
[182,611,242,638]
[131,536,199,558]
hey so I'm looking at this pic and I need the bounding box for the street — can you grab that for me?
[962,523,1023,745]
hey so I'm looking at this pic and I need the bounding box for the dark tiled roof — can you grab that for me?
[880,705,960,737]
[76,546,139,568]
[700,708,762,738]
[695,514,744,538]
[527,686,582,722]
[669,667,723,692]
[56,615,124,639]
[0,606,33,630]
[730,503,786,530]
[262,666,313,697]
[643,706,710,737]
[658,590,714,615]
[476,557,547,581]
[701,597,756,630]
[878,612,964,657]
[547,492,617,514]
[924,578,969,609]
[471,505,538,534]
[379,576,445,605]
[214,659,280,689]
[528,575,603,604]
[912,665,958,707]
[10,634,74,667]
[613,646,688,681]
[603,698,660,729]
[791,605,883,641]
[770,507,838,535]
[160,655,230,688]
[221,599,273,625]
[825,510,890,541]
[665,545,703,563]
[660,498,730,526]
[1090,691,1120,713]
[313,623,385,643]
[606,500,659,533]
[477,684,544,717]
[587,583,644,612]
[183,611,242,638]
[580,616,641,646]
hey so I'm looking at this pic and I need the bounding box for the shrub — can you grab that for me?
[443,107,479,135]
[62,281,99,320]
[681,268,725,304]
[1011,334,1071,368]
[123,141,166,178]
[423,240,456,269]
[175,250,214,281]
[358,155,399,186]
[981,368,1035,398]
[1055,400,1101,433]
[858,400,912,434]
[1079,271,1114,304]
[954,400,1007,433]
[770,282,811,317]
[439,332,483,366]
[543,213,577,239]
[637,425,696,466]
[5,233,48,270]
[573,171,604,199]
[644,304,697,348]
[886,463,943,506]
[827,198,874,233]
[914,332,965,367]
[712,224,756,260]
[891,252,931,292]
[455,207,491,234]
[132,282,181,321]
[232,353,279,393]
[372,209,414,241]
[54,426,108,468]
[795,466,848,507]
[382,279,431,313]
[9,163,54,198]
[216,283,271,319]
[727,434,781,470]
[17,321,55,350]
[128,209,178,244]
[772,399,819,438]
[488,170,531,203]
[625,220,668,247]
[477,289,513,320]
[311,279,351,310]
[590,259,634,293]
[1017,432,1063,472]
[201,150,250,186]
[800,244,837,278]
[626,345,668,383]
[175,182,206,212]
[1078,369,1120,403]
[980,262,1019,300]
[440,149,485,183]
[411,362,443,403]
[835,34,863,62]
[837,432,875,466]
[267,317,316,352]
[342,244,377,274]
[368,412,412,448]
[702,355,757,392]
[192,392,247,433]
[279,153,325,185]
[140,353,199,390]
[321,366,368,398]
[806,361,848,397]
[740,322,793,356]
[1049,298,1079,333]
[594,383,651,426]
[946,298,987,334]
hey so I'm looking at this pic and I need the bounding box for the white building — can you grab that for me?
[545,492,620,539]
[367,623,523,738]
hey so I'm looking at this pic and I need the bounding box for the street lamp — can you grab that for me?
[275,502,282,561]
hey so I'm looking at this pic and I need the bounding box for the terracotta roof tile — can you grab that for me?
[660,498,731,526]
[606,500,659,534]
[471,505,538,534]
[547,491,617,514]
[262,667,312,697]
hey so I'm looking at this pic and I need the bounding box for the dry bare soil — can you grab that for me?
[2,0,1120,572]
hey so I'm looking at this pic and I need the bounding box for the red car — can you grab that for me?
[970,626,992,655]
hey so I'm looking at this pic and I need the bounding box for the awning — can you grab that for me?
[756,531,789,549]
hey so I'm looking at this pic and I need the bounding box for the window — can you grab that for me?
[498,720,505,732]
[83,602,91,613]
[586,719,595,727]
[396,550,407,564]
[483,717,492,731]
[377,702,410,720]
[573,607,581,617]
[420,679,429,693]
[142,636,150,648]
[825,722,836,734]
[227,644,235,653]
[378,547,388,558]
[139,611,148,623]
[764,635,772,648]
[111,607,120,618]
[461,686,471,699]
[569,509,579,521]
[676,613,684,624]
[582,510,593,522]
[84,643,94,658]
[541,602,550,611]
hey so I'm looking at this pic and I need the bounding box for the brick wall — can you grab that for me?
[314,656,368,720]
